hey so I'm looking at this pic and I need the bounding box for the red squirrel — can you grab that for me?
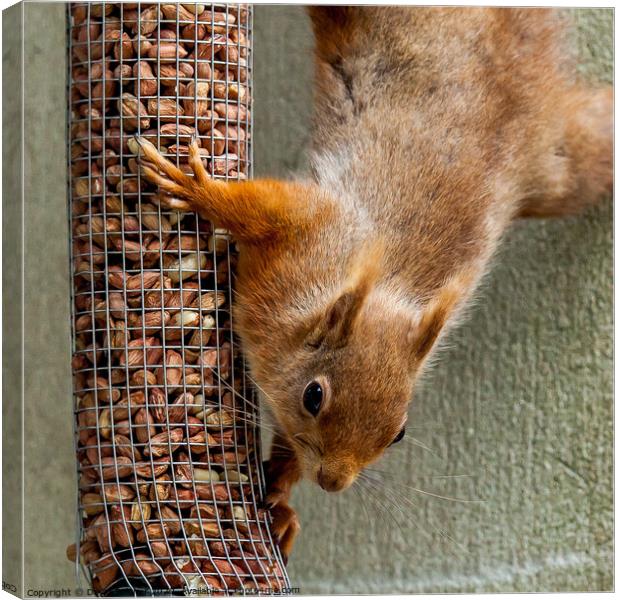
[138,7,612,559]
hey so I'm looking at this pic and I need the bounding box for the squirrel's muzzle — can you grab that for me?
[317,464,355,492]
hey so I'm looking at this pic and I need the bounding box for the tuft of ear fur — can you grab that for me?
[307,240,384,349]
[407,271,475,365]
[307,6,357,60]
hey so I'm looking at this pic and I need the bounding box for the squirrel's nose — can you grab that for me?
[317,467,349,492]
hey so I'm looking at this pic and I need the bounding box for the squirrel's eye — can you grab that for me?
[302,381,323,416]
[390,427,406,446]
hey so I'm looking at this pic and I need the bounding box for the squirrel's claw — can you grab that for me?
[153,193,192,212]
[269,499,300,564]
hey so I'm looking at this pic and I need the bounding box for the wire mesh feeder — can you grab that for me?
[67,3,289,596]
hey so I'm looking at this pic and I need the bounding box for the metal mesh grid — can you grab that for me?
[67,3,289,595]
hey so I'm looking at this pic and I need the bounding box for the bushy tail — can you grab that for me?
[519,86,613,218]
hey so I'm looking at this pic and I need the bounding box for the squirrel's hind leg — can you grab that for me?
[518,86,612,218]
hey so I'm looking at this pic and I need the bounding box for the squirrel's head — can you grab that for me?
[238,239,469,492]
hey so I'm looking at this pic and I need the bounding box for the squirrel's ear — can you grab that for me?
[306,241,383,348]
[407,272,473,365]
[307,287,368,349]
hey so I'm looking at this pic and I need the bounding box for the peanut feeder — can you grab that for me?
[67,3,288,595]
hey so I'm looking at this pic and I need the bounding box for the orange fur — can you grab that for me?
[140,7,612,558]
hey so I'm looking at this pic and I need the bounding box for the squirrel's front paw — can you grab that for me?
[264,450,302,562]
[265,460,297,507]
[267,497,300,563]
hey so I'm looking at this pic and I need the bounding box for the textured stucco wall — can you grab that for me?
[3,4,25,594]
[254,6,613,594]
[21,2,75,594]
[5,4,611,595]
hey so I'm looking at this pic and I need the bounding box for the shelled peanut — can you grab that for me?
[68,3,286,595]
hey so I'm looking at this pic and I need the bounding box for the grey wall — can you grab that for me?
[3,4,25,594]
[5,4,611,595]
[253,6,613,594]
[21,2,76,594]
